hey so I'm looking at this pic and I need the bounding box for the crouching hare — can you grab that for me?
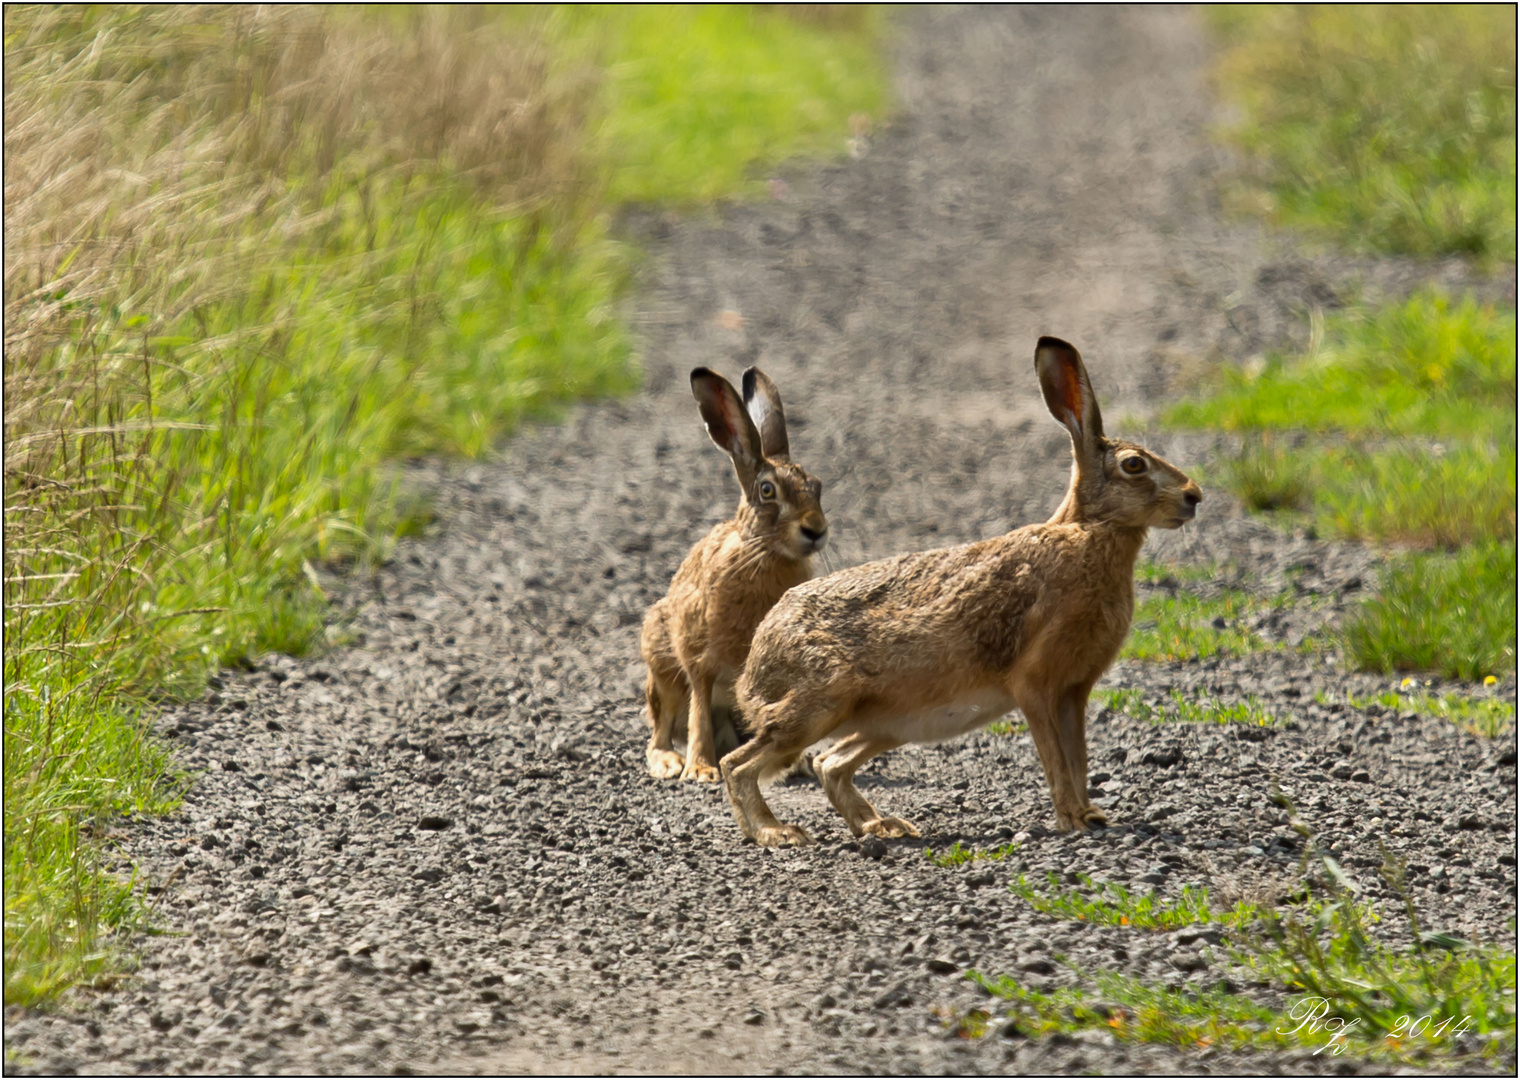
[641,367,828,782]
[722,337,1201,844]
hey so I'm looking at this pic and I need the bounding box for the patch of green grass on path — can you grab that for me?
[1123,586,1294,662]
[1099,688,1278,727]
[555,4,889,205]
[1209,4,1516,261]
[984,841,1517,1065]
[924,841,1021,868]
[1162,290,1515,680]
[1343,542,1516,683]
[1011,872,1259,933]
[1319,686,1515,740]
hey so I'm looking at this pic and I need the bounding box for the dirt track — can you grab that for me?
[5,6,1514,1076]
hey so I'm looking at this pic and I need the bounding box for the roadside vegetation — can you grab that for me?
[1097,688,1277,727]
[1168,8,1518,682]
[1318,688,1514,741]
[3,4,888,1004]
[925,840,1021,869]
[1123,586,1296,663]
[961,815,1517,1066]
[1209,5,1515,261]
[1011,872,1258,932]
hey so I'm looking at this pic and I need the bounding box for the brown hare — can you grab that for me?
[722,336,1202,844]
[641,366,828,782]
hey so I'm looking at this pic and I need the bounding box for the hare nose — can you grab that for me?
[800,523,827,544]
[1183,488,1202,509]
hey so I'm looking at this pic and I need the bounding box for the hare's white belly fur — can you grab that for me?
[843,687,1017,745]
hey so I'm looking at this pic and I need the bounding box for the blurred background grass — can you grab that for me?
[1210,4,1516,261]
[2,3,889,1004]
[1176,5,1517,681]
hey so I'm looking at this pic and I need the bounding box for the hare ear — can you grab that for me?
[691,367,763,490]
[741,367,790,461]
[1035,336,1104,455]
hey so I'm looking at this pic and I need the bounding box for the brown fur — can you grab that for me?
[640,367,827,782]
[722,337,1203,844]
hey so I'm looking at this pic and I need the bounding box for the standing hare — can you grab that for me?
[641,367,828,782]
[722,337,1202,844]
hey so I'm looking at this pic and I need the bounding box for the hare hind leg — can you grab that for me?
[644,667,688,780]
[814,734,916,838]
[721,693,844,846]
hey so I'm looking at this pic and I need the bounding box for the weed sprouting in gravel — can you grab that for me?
[982,815,1518,1064]
[1229,798,1519,1062]
[1010,872,1259,932]
[1123,587,1288,661]
[1099,688,1278,727]
[924,840,1021,868]
[971,966,1293,1052]
[1315,687,1516,740]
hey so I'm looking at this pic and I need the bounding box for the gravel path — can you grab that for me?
[6,6,1514,1076]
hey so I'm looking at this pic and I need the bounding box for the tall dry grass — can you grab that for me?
[4,4,606,688]
[3,4,628,1003]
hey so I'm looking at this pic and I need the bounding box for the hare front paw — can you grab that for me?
[680,761,722,783]
[647,748,685,779]
[1080,805,1110,829]
[1055,804,1109,831]
[753,824,813,847]
[860,816,920,839]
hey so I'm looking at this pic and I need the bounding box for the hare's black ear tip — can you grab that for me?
[740,367,758,396]
[1036,335,1076,353]
[690,366,719,389]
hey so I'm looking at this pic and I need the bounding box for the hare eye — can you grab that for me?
[1121,456,1148,475]
[758,480,777,500]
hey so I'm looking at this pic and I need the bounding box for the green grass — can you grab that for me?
[1122,588,1286,662]
[924,840,1021,868]
[1209,5,1516,261]
[1098,688,1278,727]
[4,5,890,1004]
[1011,872,1259,932]
[1136,560,1219,586]
[989,685,1278,736]
[556,5,888,205]
[3,696,181,1005]
[1195,10,1518,683]
[979,828,1517,1064]
[1234,808,1517,1062]
[1163,291,1516,680]
[969,967,1300,1053]
[1168,291,1516,549]
[1236,888,1517,1062]
[1168,293,1515,440]
[1318,687,1515,739]
[1218,437,1515,551]
[1343,541,1517,682]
